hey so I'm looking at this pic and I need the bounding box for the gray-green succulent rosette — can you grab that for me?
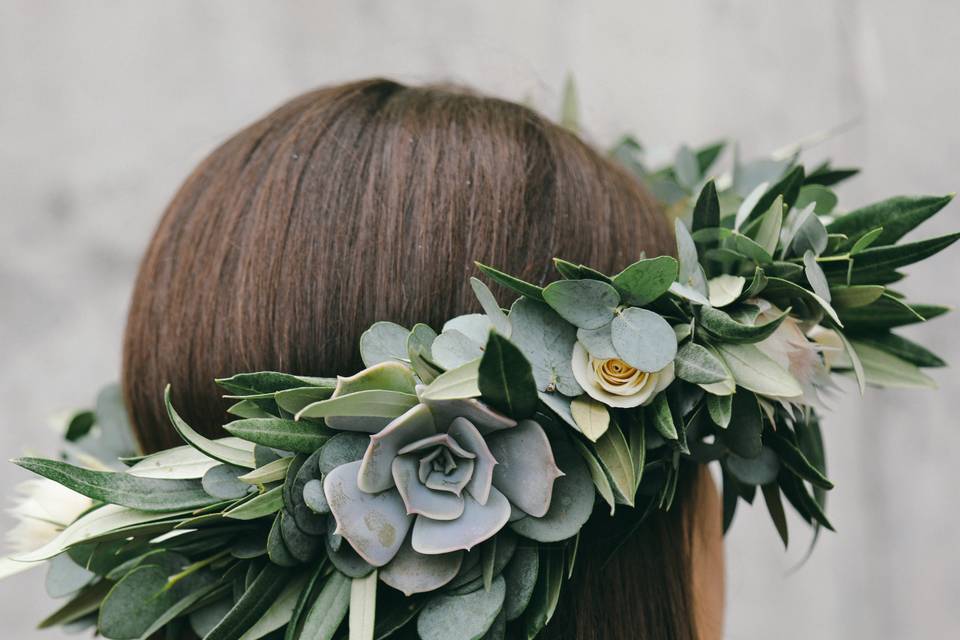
[2,140,957,640]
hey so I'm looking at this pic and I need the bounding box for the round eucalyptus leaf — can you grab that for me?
[417,575,506,640]
[542,279,620,330]
[99,565,183,639]
[432,330,484,371]
[726,447,781,485]
[201,464,252,500]
[45,553,95,599]
[610,308,678,372]
[359,321,410,368]
[576,323,617,359]
[502,545,539,621]
[508,298,581,396]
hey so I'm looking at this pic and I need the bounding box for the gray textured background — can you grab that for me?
[1,1,957,638]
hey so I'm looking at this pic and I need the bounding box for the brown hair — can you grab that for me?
[122,79,697,639]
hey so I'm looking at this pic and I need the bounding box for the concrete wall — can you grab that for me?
[1,1,957,637]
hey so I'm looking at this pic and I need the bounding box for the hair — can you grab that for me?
[122,78,699,639]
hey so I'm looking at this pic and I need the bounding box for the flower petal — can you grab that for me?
[411,487,511,554]
[486,420,562,518]
[379,534,463,596]
[571,342,662,409]
[357,404,436,493]
[323,461,412,567]
[392,455,465,521]
[447,418,497,505]
[420,396,517,435]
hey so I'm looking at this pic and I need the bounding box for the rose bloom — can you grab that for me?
[571,342,675,408]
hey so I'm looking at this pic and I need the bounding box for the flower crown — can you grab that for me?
[2,139,956,640]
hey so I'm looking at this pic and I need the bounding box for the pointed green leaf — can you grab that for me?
[478,332,538,419]
[165,386,256,468]
[715,344,803,398]
[827,194,954,245]
[674,342,728,384]
[224,418,331,453]
[691,180,720,232]
[706,393,732,429]
[611,256,679,306]
[475,262,544,302]
[753,195,784,254]
[569,396,610,442]
[850,341,937,388]
[419,358,482,401]
[296,390,418,421]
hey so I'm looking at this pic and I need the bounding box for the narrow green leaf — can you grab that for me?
[165,386,256,468]
[829,285,885,309]
[650,394,677,440]
[205,563,291,640]
[572,439,616,514]
[762,484,789,548]
[216,372,335,396]
[718,391,763,458]
[478,332,538,419]
[475,262,545,301]
[224,486,284,520]
[698,305,790,344]
[850,341,937,388]
[224,418,331,454]
[13,458,219,512]
[839,232,960,276]
[593,423,636,506]
[706,393,732,429]
[853,333,945,368]
[766,433,833,490]
[470,277,512,337]
[849,227,884,255]
[827,194,954,245]
[753,195,784,255]
[420,358,482,401]
[691,180,720,232]
[350,569,378,640]
[803,250,831,302]
[747,166,805,222]
[674,342,728,384]
[296,390,418,421]
[298,571,351,640]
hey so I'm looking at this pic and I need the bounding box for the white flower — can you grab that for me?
[5,479,92,554]
[753,300,832,406]
[570,342,675,408]
[807,326,848,370]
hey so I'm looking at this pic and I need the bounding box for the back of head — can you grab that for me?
[122,79,706,639]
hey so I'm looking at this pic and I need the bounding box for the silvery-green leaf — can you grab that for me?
[380,535,463,596]
[674,144,700,190]
[360,322,410,367]
[238,571,310,640]
[698,305,790,344]
[411,488,511,554]
[165,386,256,468]
[508,298,581,396]
[305,361,418,432]
[303,479,329,515]
[726,447,781,485]
[432,330,485,370]
[358,404,437,493]
[417,575,505,640]
[509,439,594,543]
[238,456,292,485]
[408,323,439,361]
[593,424,636,506]
[763,277,841,326]
[318,433,369,474]
[569,396,609,442]
[796,184,838,214]
[572,439,616,515]
[707,275,746,308]
[297,570,350,640]
[224,418,330,454]
[289,448,326,534]
[576,323,617,359]
[610,308,678,372]
[612,256,679,306]
[323,461,412,567]
[675,219,708,296]
[448,418,498,505]
[715,343,803,398]
[419,359,482,401]
[470,277,512,337]
[296,390,418,425]
[753,195,784,255]
[224,486,283,521]
[735,182,770,229]
[325,533,374,578]
[444,314,494,347]
[669,281,710,306]
[349,570,378,640]
[503,546,539,621]
[99,565,184,639]
[202,464,252,500]
[486,421,563,518]
[706,393,732,429]
[274,387,334,415]
[850,341,937,389]
[127,444,220,479]
[14,458,219,513]
[674,342,728,384]
[542,279,620,330]
[786,203,828,256]
[45,553,95,599]
[392,455,465,521]
[803,250,832,302]
[420,396,517,435]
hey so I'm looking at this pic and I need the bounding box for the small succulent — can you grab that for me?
[321,365,563,595]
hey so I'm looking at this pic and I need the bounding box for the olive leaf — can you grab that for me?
[674,342,728,384]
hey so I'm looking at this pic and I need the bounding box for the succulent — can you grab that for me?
[322,376,563,595]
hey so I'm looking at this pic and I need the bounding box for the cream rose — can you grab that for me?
[571,342,675,408]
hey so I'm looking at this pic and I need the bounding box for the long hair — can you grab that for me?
[122,79,700,639]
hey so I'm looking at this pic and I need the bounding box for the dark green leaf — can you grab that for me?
[224,418,331,454]
[202,464,251,500]
[698,305,790,344]
[64,411,96,442]
[726,447,780,485]
[205,563,291,640]
[475,262,545,302]
[165,386,256,468]
[650,394,677,440]
[216,372,335,396]
[852,333,945,368]
[838,294,949,329]
[13,458,219,512]
[830,285,885,309]
[718,391,763,458]
[830,232,960,278]
[827,194,954,245]
[611,256,679,306]
[746,165,805,223]
[691,180,720,232]
[804,164,859,187]
[706,393,732,429]
[297,570,350,640]
[761,484,789,548]
[766,432,833,490]
[99,565,185,639]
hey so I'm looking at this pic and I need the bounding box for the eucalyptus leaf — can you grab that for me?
[417,575,505,640]
[470,277,512,337]
[98,565,184,639]
[611,256,678,306]
[610,308,677,372]
[675,219,708,296]
[707,275,746,308]
[542,279,620,330]
[360,322,410,367]
[726,447,780,485]
[509,298,581,396]
[202,464,252,500]
[718,391,763,458]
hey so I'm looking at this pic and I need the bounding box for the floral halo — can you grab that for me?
[1,137,956,640]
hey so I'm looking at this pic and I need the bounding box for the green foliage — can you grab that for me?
[478,333,540,419]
